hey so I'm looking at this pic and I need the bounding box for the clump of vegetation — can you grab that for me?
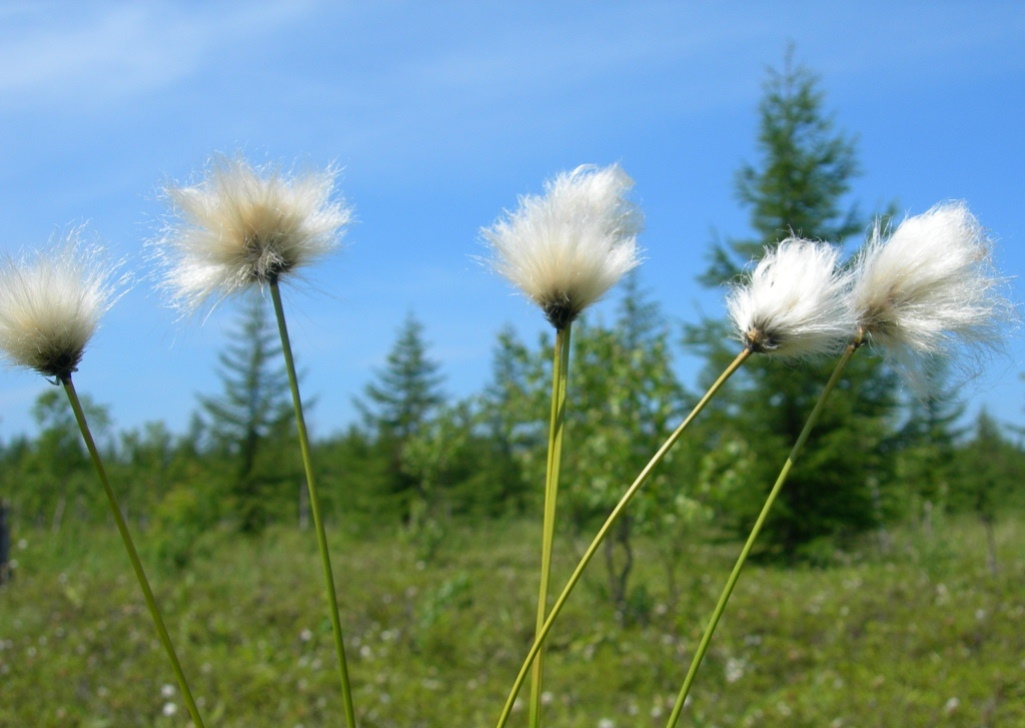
[1,518,1023,727]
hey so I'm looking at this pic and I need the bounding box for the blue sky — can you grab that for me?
[1,1,1023,442]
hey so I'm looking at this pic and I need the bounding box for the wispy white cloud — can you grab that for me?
[0,0,313,109]
[315,1,1025,123]
[255,1,1025,179]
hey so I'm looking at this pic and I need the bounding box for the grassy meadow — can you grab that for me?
[1,515,1023,728]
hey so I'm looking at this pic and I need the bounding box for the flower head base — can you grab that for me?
[158,155,352,313]
[727,239,855,358]
[483,164,642,330]
[0,233,119,380]
[851,202,1009,381]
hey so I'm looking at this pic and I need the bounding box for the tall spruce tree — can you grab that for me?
[198,292,294,532]
[357,312,445,441]
[355,312,445,515]
[689,49,898,557]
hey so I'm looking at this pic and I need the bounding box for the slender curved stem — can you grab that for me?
[269,280,357,728]
[666,343,857,728]
[528,323,572,728]
[495,348,751,728]
[63,376,207,728]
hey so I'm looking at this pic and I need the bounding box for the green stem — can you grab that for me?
[666,343,858,728]
[496,348,751,728]
[62,376,206,728]
[269,280,357,728]
[528,323,572,728]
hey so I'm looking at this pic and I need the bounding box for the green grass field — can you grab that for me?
[1,516,1022,727]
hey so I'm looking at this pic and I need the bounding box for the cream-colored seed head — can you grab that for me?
[482,164,642,329]
[851,202,1010,381]
[728,238,855,358]
[0,234,118,380]
[157,154,352,313]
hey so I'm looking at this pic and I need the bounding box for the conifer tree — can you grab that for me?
[355,312,445,514]
[357,312,445,441]
[198,292,294,532]
[689,48,898,557]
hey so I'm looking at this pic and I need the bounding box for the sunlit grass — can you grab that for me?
[1,516,1023,727]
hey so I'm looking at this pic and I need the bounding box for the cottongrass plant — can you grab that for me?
[483,164,641,728]
[158,155,349,314]
[493,237,855,728]
[0,234,207,728]
[667,202,1011,727]
[727,238,856,357]
[851,201,1007,378]
[156,154,358,728]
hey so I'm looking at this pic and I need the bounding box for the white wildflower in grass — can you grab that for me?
[727,238,855,358]
[482,164,642,330]
[851,201,1010,382]
[0,233,119,381]
[669,203,1014,726]
[157,154,352,313]
[485,164,640,728]
[157,153,358,728]
[0,234,207,727]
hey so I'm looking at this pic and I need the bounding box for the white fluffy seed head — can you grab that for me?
[851,201,1011,382]
[727,238,856,358]
[156,154,352,313]
[482,164,643,329]
[0,233,120,380]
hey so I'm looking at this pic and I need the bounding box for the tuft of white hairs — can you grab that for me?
[851,201,1011,384]
[481,164,642,330]
[727,238,856,358]
[0,232,121,380]
[156,154,352,313]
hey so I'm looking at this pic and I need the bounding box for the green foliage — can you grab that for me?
[0,389,111,528]
[356,312,445,443]
[354,312,446,519]
[479,325,554,523]
[106,420,220,568]
[949,410,1022,516]
[198,293,296,533]
[688,49,900,558]
[479,324,541,507]
[2,519,1024,726]
[946,409,1025,573]
[561,276,688,619]
[403,400,525,520]
[311,426,392,527]
[892,360,966,522]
